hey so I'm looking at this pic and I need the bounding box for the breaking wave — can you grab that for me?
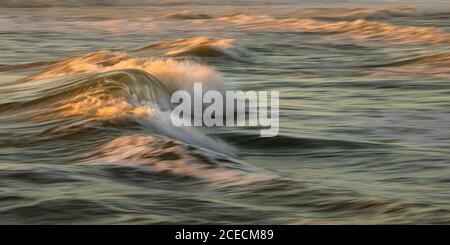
[23,50,225,92]
[0,50,237,158]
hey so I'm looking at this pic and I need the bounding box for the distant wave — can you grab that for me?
[357,52,450,69]
[163,7,418,20]
[0,0,186,7]
[308,7,418,19]
[390,53,450,66]
[373,53,450,79]
[134,37,249,61]
[0,0,130,7]
[215,14,450,44]
[165,10,213,20]
[0,0,296,7]
[0,60,57,72]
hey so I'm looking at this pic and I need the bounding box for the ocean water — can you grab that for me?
[0,1,449,224]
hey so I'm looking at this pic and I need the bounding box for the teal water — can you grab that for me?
[0,1,450,224]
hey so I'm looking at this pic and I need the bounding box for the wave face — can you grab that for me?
[1,3,450,224]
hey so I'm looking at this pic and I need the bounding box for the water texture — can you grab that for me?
[0,1,449,224]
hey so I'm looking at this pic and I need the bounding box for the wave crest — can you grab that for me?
[135,37,249,61]
[27,50,224,92]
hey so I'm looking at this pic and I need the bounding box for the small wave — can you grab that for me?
[135,37,249,61]
[0,61,58,73]
[222,133,384,154]
[389,53,450,66]
[354,52,450,79]
[339,7,416,16]
[313,7,417,19]
[165,10,212,20]
[0,0,153,7]
[164,7,417,21]
[358,52,450,69]
[216,14,450,44]
[373,53,450,79]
